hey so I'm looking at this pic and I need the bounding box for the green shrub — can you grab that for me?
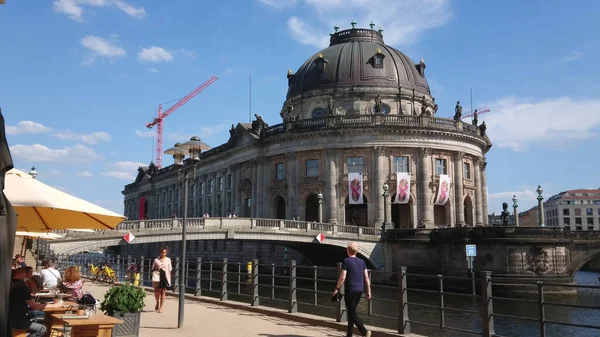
[100,284,145,316]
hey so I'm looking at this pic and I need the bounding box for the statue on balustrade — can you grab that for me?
[472,110,479,126]
[501,202,510,226]
[327,96,335,116]
[479,121,487,136]
[432,98,438,115]
[373,94,382,114]
[251,114,268,136]
[453,101,462,121]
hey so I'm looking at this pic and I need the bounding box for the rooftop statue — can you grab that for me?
[453,101,462,121]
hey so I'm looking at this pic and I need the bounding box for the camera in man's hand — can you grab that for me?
[330,291,343,303]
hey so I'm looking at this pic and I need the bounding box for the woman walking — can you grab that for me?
[152,247,172,313]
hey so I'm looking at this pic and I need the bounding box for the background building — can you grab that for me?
[543,189,600,230]
[123,25,493,229]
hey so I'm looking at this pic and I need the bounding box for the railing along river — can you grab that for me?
[55,255,600,337]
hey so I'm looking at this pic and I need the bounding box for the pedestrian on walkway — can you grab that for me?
[333,242,372,337]
[152,247,172,313]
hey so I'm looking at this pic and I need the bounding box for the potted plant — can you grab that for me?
[100,284,145,337]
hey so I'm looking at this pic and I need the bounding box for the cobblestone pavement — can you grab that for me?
[85,282,346,337]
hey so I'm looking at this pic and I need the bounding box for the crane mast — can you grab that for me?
[146,75,218,168]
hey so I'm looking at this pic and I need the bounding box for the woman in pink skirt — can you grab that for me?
[152,247,172,313]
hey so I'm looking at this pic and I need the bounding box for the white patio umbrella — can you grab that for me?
[15,231,63,240]
[4,169,125,231]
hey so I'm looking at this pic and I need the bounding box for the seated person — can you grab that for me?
[9,268,48,337]
[60,266,84,303]
[40,259,61,288]
[25,275,44,295]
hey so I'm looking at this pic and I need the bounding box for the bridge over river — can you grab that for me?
[48,217,600,282]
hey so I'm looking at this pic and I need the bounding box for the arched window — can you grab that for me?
[372,103,390,115]
[371,48,385,69]
[314,52,328,72]
[312,107,326,118]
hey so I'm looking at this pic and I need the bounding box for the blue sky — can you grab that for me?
[1,0,599,215]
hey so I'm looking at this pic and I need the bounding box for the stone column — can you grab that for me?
[211,173,217,217]
[453,151,465,227]
[251,161,257,218]
[419,148,434,227]
[481,159,489,226]
[374,146,386,226]
[255,157,264,218]
[262,159,271,217]
[286,152,298,220]
[234,165,242,216]
[474,158,484,226]
[221,169,227,216]
[326,149,338,224]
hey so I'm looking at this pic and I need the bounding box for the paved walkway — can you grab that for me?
[85,282,347,337]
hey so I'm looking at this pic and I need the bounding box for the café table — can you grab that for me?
[43,301,79,333]
[51,313,123,337]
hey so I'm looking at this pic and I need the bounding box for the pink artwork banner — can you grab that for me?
[394,173,411,204]
[348,172,364,205]
[435,174,451,205]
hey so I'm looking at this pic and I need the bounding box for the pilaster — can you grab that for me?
[474,158,484,226]
[481,159,489,226]
[454,151,465,227]
[256,156,264,218]
[326,148,338,224]
[419,148,434,227]
[233,164,242,215]
[251,160,257,218]
[286,152,298,219]
[374,146,386,226]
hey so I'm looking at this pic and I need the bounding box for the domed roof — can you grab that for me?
[286,27,430,100]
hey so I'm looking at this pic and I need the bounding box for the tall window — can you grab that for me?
[435,158,447,175]
[392,156,409,173]
[575,208,582,216]
[463,162,471,179]
[587,208,593,216]
[190,184,195,198]
[199,182,204,196]
[563,208,569,216]
[347,156,364,173]
[217,177,223,192]
[275,163,285,180]
[227,174,233,190]
[306,159,319,177]
[209,180,213,194]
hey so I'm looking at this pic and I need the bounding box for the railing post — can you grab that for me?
[221,258,228,301]
[313,266,318,306]
[288,260,297,313]
[116,255,121,281]
[367,270,373,316]
[252,259,260,306]
[538,281,546,337]
[209,261,213,292]
[271,264,275,300]
[195,258,202,296]
[398,266,410,334]
[335,262,347,322]
[481,271,495,337]
[139,256,144,286]
[438,275,445,329]
[174,258,180,293]
[237,262,241,295]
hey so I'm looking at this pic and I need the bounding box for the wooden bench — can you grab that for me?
[11,329,28,337]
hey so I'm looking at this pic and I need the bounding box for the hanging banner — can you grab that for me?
[138,197,145,219]
[435,175,451,205]
[348,172,364,205]
[395,173,411,204]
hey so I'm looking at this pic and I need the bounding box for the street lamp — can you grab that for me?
[536,185,545,227]
[512,195,519,227]
[29,166,37,179]
[382,182,391,230]
[317,191,323,223]
[164,136,210,329]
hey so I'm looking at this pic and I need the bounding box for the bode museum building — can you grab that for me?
[123,25,492,229]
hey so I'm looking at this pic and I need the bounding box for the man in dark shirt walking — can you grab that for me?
[333,242,372,337]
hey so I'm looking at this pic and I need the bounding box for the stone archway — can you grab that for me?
[434,205,448,227]
[345,195,369,227]
[464,195,474,226]
[305,193,319,222]
[391,194,414,228]
[273,195,286,220]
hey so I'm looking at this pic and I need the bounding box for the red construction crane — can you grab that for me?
[461,107,491,120]
[146,75,218,168]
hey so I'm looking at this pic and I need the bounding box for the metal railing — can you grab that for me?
[53,254,600,337]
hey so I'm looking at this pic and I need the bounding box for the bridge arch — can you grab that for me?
[568,247,600,277]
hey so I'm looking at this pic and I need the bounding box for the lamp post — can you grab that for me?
[382,182,391,230]
[29,166,37,179]
[164,136,210,329]
[512,195,519,227]
[536,185,545,227]
[317,191,323,223]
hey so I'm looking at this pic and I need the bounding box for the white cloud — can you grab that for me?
[6,121,52,135]
[77,171,94,177]
[53,0,146,22]
[282,0,452,48]
[148,68,159,73]
[47,169,63,176]
[135,129,155,138]
[176,49,197,58]
[258,0,296,8]
[80,35,126,65]
[488,189,540,214]
[53,129,111,144]
[168,123,229,143]
[137,46,173,63]
[481,96,600,151]
[10,144,100,164]
[552,51,584,65]
[100,161,145,181]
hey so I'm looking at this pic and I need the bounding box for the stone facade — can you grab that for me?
[122,26,492,229]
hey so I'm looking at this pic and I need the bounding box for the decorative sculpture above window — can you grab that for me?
[371,48,385,69]
[372,103,390,115]
[312,107,326,118]
[314,52,328,72]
